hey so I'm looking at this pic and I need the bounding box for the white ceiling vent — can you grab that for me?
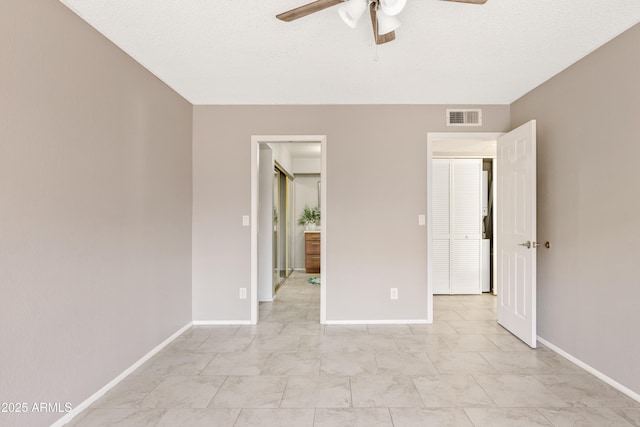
[446,109,482,126]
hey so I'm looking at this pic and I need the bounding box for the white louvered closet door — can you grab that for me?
[451,160,482,294]
[432,160,451,294]
[432,159,482,294]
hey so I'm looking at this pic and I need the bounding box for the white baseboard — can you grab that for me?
[537,336,640,403]
[192,320,252,325]
[324,319,429,325]
[50,321,192,427]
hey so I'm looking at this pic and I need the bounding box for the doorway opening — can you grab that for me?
[428,122,538,349]
[250,135,327,325]
[426,132,503,323]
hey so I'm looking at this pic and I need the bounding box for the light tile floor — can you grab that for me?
[69,272,640,426]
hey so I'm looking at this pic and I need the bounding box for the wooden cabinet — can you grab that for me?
[305,232,320,274]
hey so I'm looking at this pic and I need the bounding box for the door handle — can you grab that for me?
[531,241,552,249]
[522,241,551,249]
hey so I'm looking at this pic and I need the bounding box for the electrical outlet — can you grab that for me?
[418,214,426,226]
[239,288,247,299]
[390,288,398,300]
[242,215,250,227]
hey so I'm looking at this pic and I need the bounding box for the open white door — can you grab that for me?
[496,120,537,348]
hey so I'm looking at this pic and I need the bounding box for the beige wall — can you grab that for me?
[511,23,640,393]
[0,1,193,426]
[192,105,510,322]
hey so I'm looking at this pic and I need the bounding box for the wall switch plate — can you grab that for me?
[239,288,247,299]
[390,288,398,300]
[242,215,250,226]
[418,214,426,226]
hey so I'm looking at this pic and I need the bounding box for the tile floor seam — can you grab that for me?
[469,374,500,409]
[423,350,442,376]
[206,375,230,409]
[410,376,428,409]
[348,376,354,409]
[383,407,394,426]
[460,408,477,427]
[534,407,560,427]
[476,349,500,373]
[230,408,242,427]
[444,320,462,334]
[529,374,572,407]
[278,375,290,409]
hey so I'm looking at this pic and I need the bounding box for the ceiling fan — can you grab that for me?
[277,0,487,45]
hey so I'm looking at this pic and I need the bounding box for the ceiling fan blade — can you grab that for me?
[441,0,488,4]
[277,0,342,22]
[369,3,395,45]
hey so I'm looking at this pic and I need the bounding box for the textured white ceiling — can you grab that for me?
[59,0,640,105]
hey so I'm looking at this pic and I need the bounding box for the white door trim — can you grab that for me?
[426,132,503,322]
[251,135,327,325]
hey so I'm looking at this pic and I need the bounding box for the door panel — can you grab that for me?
[452,160,482,239]
[433,160,451,294]
[433,239,450,294]
[451,238,481,294]
[497,120,537,348]
[432,160,451,238]
[452,160,482,294]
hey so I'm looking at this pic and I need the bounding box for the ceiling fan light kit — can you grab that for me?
[376,9,401,35]
[379,0,407,16]
[338,0,368,28]
[339,0,403,33]
[276,0,488,45]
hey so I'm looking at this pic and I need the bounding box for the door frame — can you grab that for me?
[426,132,503,322]
[250,135,327,325]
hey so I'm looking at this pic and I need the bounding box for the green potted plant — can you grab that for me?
[298,205,320,231]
